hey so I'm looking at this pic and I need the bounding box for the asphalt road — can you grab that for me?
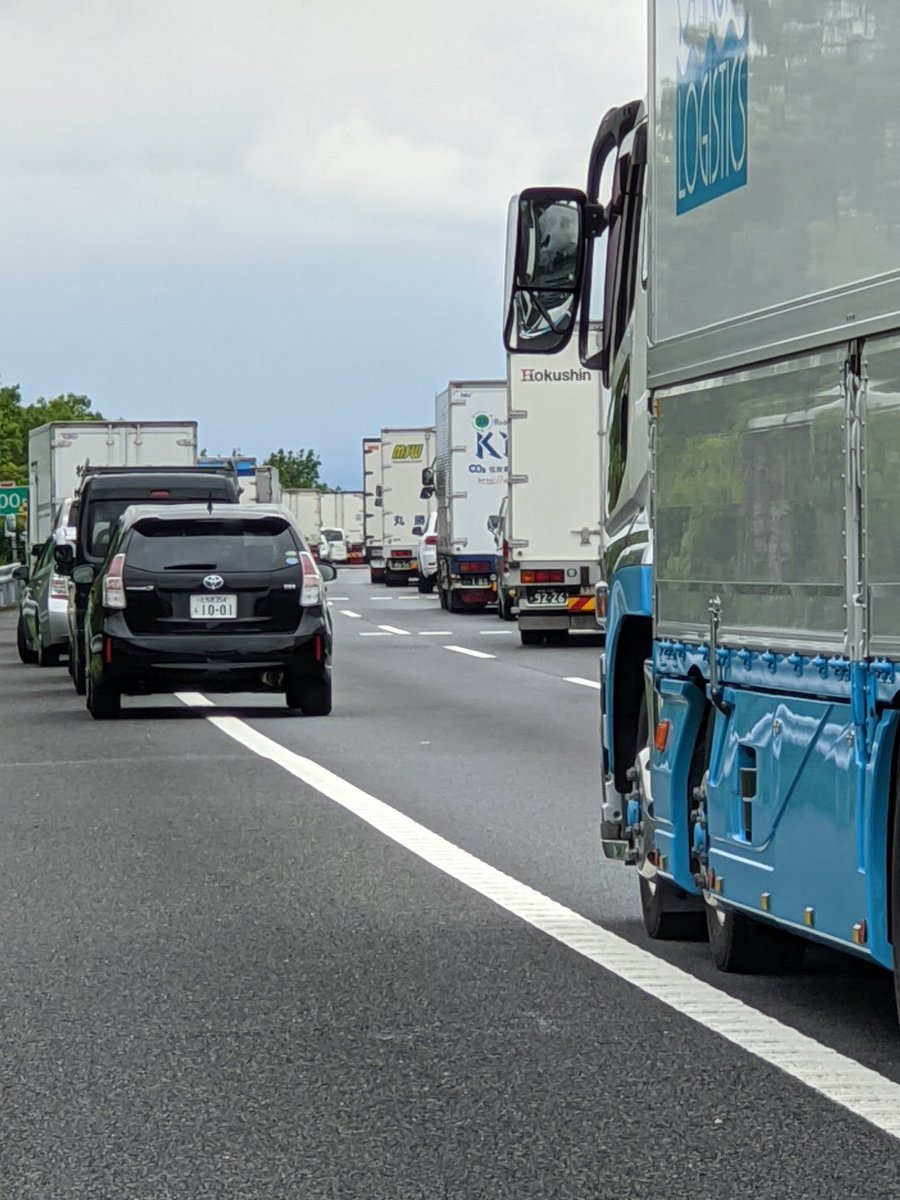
[2,570,900,1198]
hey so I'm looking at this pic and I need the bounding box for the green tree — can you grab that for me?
[264,447,327,490]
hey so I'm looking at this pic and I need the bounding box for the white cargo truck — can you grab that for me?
[379,427,436,586]
[432,382,507,611]
[362,437,385,581]
[506,327,604,644]
[280,488,323,546]
[28,420,197,549]
[319,491,365,562]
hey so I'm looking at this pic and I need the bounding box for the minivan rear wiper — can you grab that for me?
[163,562,218,570]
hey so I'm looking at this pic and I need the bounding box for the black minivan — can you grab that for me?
[76,504,335,719]
[57,467,241,695]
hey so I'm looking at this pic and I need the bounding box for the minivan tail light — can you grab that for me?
[299,552,323,606]
[425,535,437,546]
[103,553,127,609]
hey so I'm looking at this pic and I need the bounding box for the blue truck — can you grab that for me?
[503,0,900,1018]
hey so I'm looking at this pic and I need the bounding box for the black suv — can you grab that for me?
[75,504,336,719]
[58,466,241,695]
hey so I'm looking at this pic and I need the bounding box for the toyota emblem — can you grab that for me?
[203,574,225,591]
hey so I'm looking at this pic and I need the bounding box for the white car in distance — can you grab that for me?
[416,512,438,593]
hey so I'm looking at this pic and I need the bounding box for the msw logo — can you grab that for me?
[392,444,424,462]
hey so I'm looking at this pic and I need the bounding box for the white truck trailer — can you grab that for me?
[433,382,507,611]
[362,437,385,581]
[319,491,365,562]
[280,488,323,546]
[379,427,436,586]
[506,327,604,644]
[28,420,197,548]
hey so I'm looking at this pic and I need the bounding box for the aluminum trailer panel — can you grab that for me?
[649,0,900,386]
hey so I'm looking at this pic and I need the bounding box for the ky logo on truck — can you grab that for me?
[392,444,424,461]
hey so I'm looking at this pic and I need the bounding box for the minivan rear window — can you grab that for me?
[127,518,299,572]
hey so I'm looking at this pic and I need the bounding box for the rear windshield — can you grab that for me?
[322,529,343,541]
[83,486,235,558]
[126,518,300,572]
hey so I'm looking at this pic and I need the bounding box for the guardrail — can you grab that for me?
[0,563,23,610]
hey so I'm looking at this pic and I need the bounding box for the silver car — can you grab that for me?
[16,501,77,667]
[16,536,73,666]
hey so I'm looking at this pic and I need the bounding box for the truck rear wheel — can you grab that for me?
[520,629,543,646]
[706,899,805,973]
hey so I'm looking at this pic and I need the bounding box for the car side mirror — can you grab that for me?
[319,563,337,582]
[54,543,75,572]
[31,543,44,558]
[412,525,424,537]
[71,564,95,585]
[11,565,28,582]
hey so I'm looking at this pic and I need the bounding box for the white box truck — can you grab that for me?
[281,488,323,546]
[506,326,604,644]
[28,420,197,548]
[433,382,507,611]
[379,427,436,586]
[362,437,385,581]
[319,491,366,563]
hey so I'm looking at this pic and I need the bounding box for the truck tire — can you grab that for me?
[86,671,121,720]
[417,576,435,594]
[705,898,805,973]
[285,674,332,716]
[17,613,38,664]
[640,874,707,941]
[520,629,543,646]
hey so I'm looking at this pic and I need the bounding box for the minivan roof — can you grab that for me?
[79,471,239,498]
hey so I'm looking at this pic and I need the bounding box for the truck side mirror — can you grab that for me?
[421,466,434,488]
[503,187,589,354]
[487,514,500,534]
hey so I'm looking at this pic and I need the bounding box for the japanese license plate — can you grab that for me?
[525,589,567,607]
[389,560,413,570]
[190,594,237,619]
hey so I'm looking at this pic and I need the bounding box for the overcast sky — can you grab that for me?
[1,1,645,488]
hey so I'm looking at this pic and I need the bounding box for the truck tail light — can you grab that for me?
[102,553,127,609]
[300,552,324,606]
[50,572,69,600]
[460,560,491,574]
[521,569,565,584]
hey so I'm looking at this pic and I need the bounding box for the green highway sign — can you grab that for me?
[0,486,28,514]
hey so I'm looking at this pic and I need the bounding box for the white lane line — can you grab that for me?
[418,630,452,636]
[174,692,900,1145]
[444,645,495,660]
[328,596,350,601]
[479,630,515,636]
[339,610,362,619]
[564,677,602,690]
[378,625,411,636]
[359,631,393,637]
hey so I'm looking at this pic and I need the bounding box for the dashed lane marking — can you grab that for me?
[328,596,350,601]
[339,610,362,619]
[444,645,495,660]
[418,631,452,636]
[478,630,515,636]
[359,631,394,637]
[564,677,602,690]
[378,625,411,636]
[174,690,900,1147]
